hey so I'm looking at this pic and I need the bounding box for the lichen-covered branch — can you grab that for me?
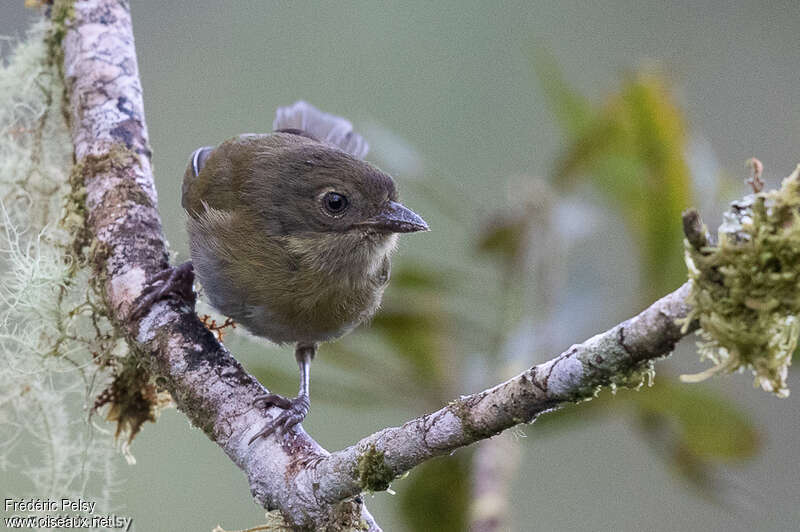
[304,283,695,505]
[57,0,699,529]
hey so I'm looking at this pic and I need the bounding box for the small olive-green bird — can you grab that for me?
[165,101,427,442]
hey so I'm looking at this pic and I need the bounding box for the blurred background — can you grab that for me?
[2,1,799,530]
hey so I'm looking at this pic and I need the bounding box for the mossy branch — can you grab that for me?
[681,164,800,396]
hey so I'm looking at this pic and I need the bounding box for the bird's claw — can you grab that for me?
[130,261,196,320]
[248,393,310,444]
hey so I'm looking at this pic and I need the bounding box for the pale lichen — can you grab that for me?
[608,359,655,394]
[681,164,800,397]
[0,13,120,512]
[572,359,656,402]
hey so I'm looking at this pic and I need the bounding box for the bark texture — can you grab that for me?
[58,0,698,529]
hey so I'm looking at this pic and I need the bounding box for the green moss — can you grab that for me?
[355,444,395,493]
[45,0,75,59]
[93,355,171,445]
[61,158,88,264]
[44,0,76,128]
[81,143,139,174]
[59,142,168,446]
[682,164,800,397]
[62,144,148,265]
[0,10,127,500]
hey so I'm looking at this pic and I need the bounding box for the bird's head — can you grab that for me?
[241,134,428,245]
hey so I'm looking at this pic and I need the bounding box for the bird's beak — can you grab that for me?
[360,201,429,233]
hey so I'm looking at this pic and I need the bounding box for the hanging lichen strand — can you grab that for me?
[682,164,800,397]
[0,15,121,505]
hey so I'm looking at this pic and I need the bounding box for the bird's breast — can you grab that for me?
[194,228,396,345]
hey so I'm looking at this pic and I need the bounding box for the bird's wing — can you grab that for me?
[273,100,369,159]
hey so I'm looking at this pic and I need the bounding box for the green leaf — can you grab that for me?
[546,69,693,300]
[475,215,527,264]
[636,410,735,505]
[369,306,447,387]
[629,379,759,461]
[397,454,470,532]
[389,264,448,292]
[531,48,594,137]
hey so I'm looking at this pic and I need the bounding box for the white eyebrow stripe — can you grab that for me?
[192,146,212,177]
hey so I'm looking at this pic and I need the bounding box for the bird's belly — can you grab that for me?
[195,257,385,345]
[189,222,391,345]
[238,280,385,344]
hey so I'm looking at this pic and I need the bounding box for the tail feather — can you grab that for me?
[273,101,369,159]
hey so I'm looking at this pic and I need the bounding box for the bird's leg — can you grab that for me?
[130,261,196,320]
[249,343,316,444]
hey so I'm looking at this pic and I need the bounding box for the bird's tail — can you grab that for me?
[273,101,369,159]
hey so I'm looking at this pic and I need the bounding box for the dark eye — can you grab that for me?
[322,191,349,216]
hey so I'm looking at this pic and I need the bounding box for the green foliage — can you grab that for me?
[388,265,448,291]
[476,216,528,264]
[369,307,447,387]
[397,455,470,532]
[530,50,594,137]
[367,264,456,395]
[536,60,693,300]
[528,379,757,462]
[631,380,758,461]
[683,165,800,397]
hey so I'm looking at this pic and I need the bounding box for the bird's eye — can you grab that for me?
[322,191,349,216]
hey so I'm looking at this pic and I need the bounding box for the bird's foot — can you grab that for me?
[248,393,310,444]
[130,261,196,320]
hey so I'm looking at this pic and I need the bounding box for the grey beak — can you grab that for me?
[361,201,429,233]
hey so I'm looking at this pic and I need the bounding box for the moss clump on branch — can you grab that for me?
[93,356,171,447]
[682,164,800,397]
[356,443,395,492]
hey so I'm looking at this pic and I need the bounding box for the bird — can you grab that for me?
[134,101,428,443]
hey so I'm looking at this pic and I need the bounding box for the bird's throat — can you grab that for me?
[283,231,397,280]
